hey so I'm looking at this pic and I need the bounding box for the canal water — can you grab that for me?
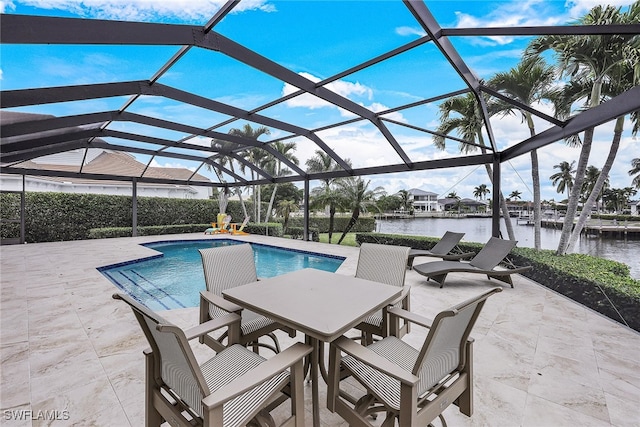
[376,217,640,279]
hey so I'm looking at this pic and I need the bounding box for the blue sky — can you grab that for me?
[1,0,638,202]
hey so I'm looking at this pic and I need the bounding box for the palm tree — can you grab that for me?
[397,189,413,212]
[264,141,298,223]
[446,191,459,199]
[473,184,490,201]
[334,177,385,244]
[433,92,516,240]
[581,165,609,212]
[603,187,638,213]
[208,138,244,216]
[565,22,640,251]
[509,190,522,201]
[487,56,557,249]
[550,161,576,200]
[309,185,344,243]
[630,158,640,189]
[232,124,271,222]
[276,199,298,232]
[525,3,640,255]
[306,150,350,243]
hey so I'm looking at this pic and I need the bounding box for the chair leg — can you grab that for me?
[144,352,164,427]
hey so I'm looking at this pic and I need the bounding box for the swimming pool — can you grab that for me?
[99,239,345,311]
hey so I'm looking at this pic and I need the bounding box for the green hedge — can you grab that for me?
[0,192,267,243]
[88,224,211,239]
[285,226,320,241]
[356,232,640,331]
[88,222,284,239]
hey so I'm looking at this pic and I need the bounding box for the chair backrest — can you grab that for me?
[112,293,209,416]
[200,243,258,318]
[429,231,465,255]
[412,287,502,394]
[355,243,410,288]
[469,237,517,270]
[238,216,250,232]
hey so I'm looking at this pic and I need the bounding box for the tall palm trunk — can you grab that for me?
[531,149,542,249]
[526,113,542,250]
[227,162,248,219]
[237,188,248,219]
[328,204,336,244]
[265,183,278,222]
[337,207,360,245]
[566,115,624,252]
[557,81,602,255]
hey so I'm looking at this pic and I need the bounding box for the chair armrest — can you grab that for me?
[200,290,243,314]
[387,307,433,329]
[333,336,419,386]
[387,285,411,306]
[202,342,313,409]
[183,313,240,341]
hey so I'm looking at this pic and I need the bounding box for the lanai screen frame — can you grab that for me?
[2,0,640,239]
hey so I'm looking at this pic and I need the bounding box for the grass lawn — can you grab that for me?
[318,233,358,246]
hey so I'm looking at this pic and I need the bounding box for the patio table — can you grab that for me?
[223,267,402,427]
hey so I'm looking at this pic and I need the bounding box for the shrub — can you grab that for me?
[243,222,283,237]
[0,191,270,242]
[286,226,320,241]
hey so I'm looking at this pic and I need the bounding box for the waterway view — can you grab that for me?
[376,217,640,279]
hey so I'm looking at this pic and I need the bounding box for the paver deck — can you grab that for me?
[1,233,638,426]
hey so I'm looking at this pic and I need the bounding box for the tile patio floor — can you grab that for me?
[1,233,638,426]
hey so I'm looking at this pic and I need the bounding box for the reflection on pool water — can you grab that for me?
[99,239,345,311]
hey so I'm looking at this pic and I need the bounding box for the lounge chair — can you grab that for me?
[199,243,296,354]
[327,287,503,427]
[407,231,475,268]
[113,292,311,427]
[353,243,411,345]
[230,216,250,235]
[205,214,232,234]
[413,236,531,288]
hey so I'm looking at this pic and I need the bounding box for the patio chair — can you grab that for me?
[327,287,503,427]
[204,214,232,235]
[113,292,311,427]
[407,231,475,269]
[231,216,251,235]
[199,243,296,354]
[354,243,411,345]
[413,237,532,288]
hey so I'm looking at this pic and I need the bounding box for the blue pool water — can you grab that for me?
[99,239,345,311]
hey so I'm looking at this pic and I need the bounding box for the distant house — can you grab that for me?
[438,197,488,213]
[408,188,439,212]
[1,149,212,199]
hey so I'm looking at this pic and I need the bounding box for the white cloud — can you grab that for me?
[0,69,3,80]
[282,72,372,116]
[282,72,408,124]
[453,0,566,46]
[12,0,274,22]
[395,26,425,37]
[565,0,637,19]
[0,1,15,13]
